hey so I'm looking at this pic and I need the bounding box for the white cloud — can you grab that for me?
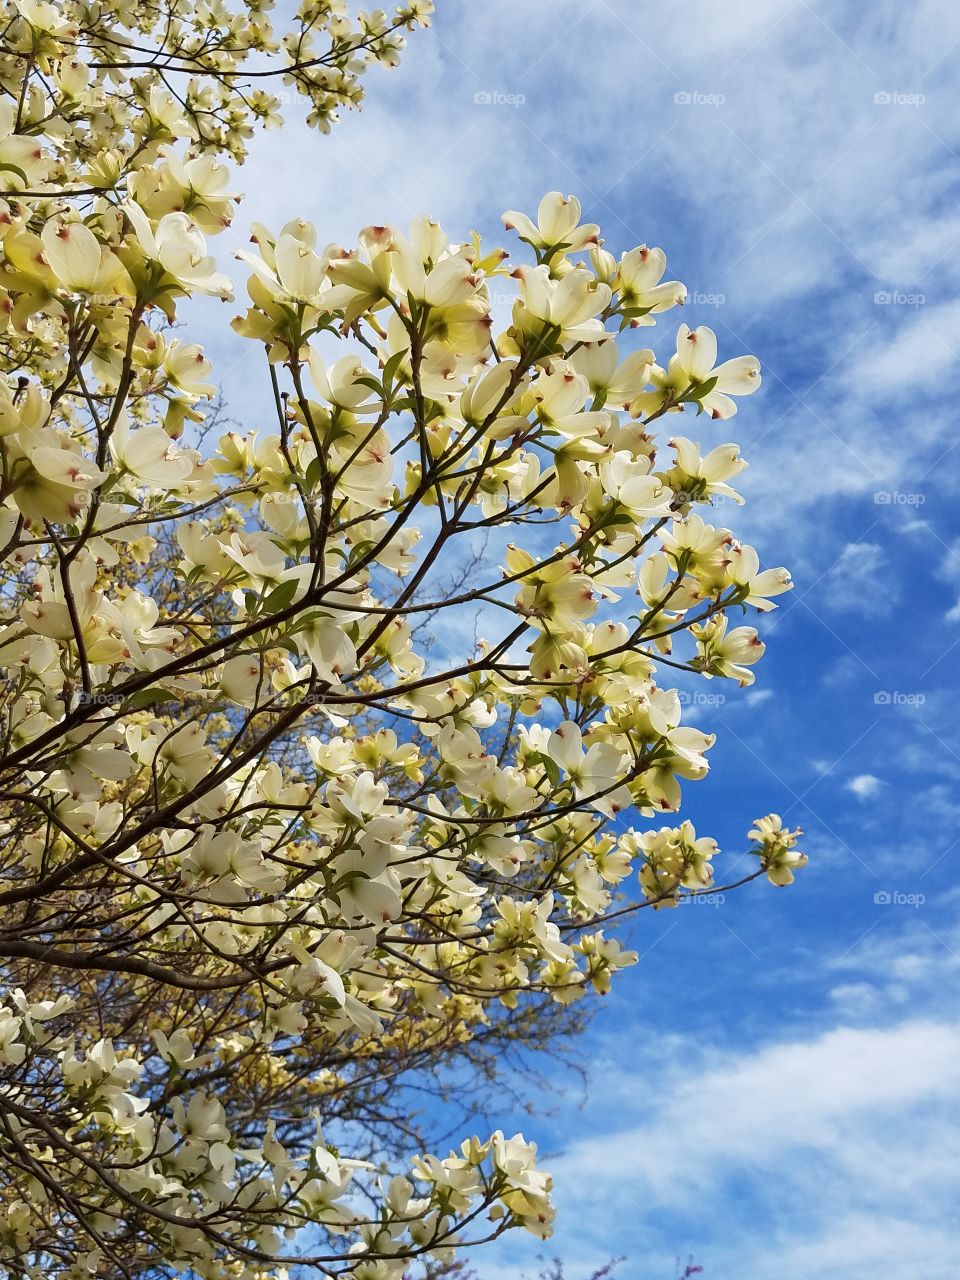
[830,918,960,993]
[846,772,884,799]
[845,299,960,396]
[818,542,894,616]
[820,654,867,688]
[478,1018,960,1280]
[742,686,775,707]
[566,1021,960,1186]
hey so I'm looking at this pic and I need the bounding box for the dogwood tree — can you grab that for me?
[0,1,807,1275]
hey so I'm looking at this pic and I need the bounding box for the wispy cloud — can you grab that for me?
[479,1016,960,1280]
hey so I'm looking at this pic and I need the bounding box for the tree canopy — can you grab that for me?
[0,3,805,1276]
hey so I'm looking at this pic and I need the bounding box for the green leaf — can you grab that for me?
[346,538,376,568]
[682,375,718,403]
[0,162,28,185]
[304,457,325,490]
[382,349,406,390]
[125,688,178,712]
[355,376,384,395]
[535,751,562,787]
[619,303,655,319]
[263,577,300,614]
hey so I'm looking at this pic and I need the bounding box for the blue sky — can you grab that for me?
[190,2,960,1276]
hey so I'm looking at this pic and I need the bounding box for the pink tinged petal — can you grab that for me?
[565,224,602,251]
[122,199,158,257]
[670,435,701,474]
[731,543,760,582]
[512,263,552,319]
[620,245,667,292]
[41,221,102,291]
[701,391,738,419]
[30,448,105,487]
[751,568,793,596]
[275,235,324,299]
[678,325,718,380]
[712,355,761,394]
[502,210,540,243]
[642,281,687,311]
[235,248,283,293]
[548,721,584,774]
[592,783,634,818]
[701,443,744,481]
[552,411,609,439]
[537,192,581,243]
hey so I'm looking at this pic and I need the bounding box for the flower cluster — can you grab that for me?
[0,10,804,1272]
